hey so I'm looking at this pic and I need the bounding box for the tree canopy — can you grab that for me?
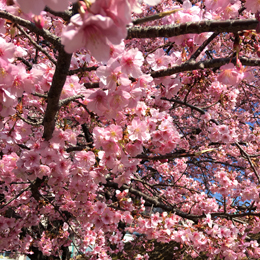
[1,0,260,259]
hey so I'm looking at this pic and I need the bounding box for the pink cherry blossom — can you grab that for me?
[146,49,171,71]
[120,48,144,78]
[217,63,244,85]
[17,0,71,15]
[127,118,150,142]
[87,89,108,116]
[0,38,16,62]
[62,13,126,61]
[245,0,260,12]
[74,151,96,170]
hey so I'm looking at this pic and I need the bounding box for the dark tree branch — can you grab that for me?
[16,25,57,65]
[105,180,260,222]
[17,114,42,126]
[44,6,72,22]
[162,97,206,114]
[105,180,200,222]
[84,82,100,89]
[66,145,88,152]
[59,94,84,107]
[132,9,183,25]
[151,56,260,78]
[135,149,214,161]
[32,93,48,98]
[67,66,98,75]
[127,19,258,39]
[42,49,72,141]
[0,10,62,49]
[0,185,30,209]
[17,57,33,69]
[189,32,219,61]
[81,123,94,147]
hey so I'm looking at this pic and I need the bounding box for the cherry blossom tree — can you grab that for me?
[1,0,260,259]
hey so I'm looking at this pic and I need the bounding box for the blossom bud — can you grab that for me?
[78,1,88,19]
[236,58,242,71]
[33,15,44,30]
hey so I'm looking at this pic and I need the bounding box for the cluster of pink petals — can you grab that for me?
[217,63,244,86]
[146,49,171,71]
[244,0,260,12]
[17,0,71,14]
[209,124,237,143]
[62,12,126,62]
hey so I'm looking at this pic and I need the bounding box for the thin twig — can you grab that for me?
[0,10,62,50]
[67,66,98,75]
[0,184,30,209]
[189,32,219,61]
[17,114,42,126]
[16,25,57,65]
[132,9,183,25]
[59,94,84,107]
[84,82,100,89]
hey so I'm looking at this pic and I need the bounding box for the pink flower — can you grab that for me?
[217,63,243,85]
[120,48,144,78]
[35,165,51,178]
[94,201,106,214]
[125,141,143,157]
[218,125,229,134]
[21,150,40,170]
[101,208,114,225]
[87,89,108,116]
[0,38,16,62]
[108,89,131,110]
[0,88,16,117]
[204,0,229,10]
[33,14,45,29]
[245,0,260,12]
[90,0,131,29]
[62,13,126,61]
[96,58,121,90]
[222,1,241,19]
[74,151,96,170]
[204,213,213,228]
[146,49,171,71]
[17,0,71,15]
[127,118,150,142]
[105,124,123,142]
[123,211,133,224]
[102,140,120,155]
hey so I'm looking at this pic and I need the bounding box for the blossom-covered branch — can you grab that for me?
[0,10,62,49]
[127,19,258,39]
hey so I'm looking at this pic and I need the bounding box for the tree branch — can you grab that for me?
[151,56,260,78]
[127,19,258,39]
[84,82,100,89]
[42,49,72,141]
[44,6,72,22]
[59,94,84,107]
[67,66,98,75]
[164,98,260,184]
[17,57,33,69]
[16,25,57,65]
[189,32,219,61]
[0,185,30,209]
[0,10,62,50]
[105,180,200,222]
[135,149,215,160]
[132,9,183,25]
